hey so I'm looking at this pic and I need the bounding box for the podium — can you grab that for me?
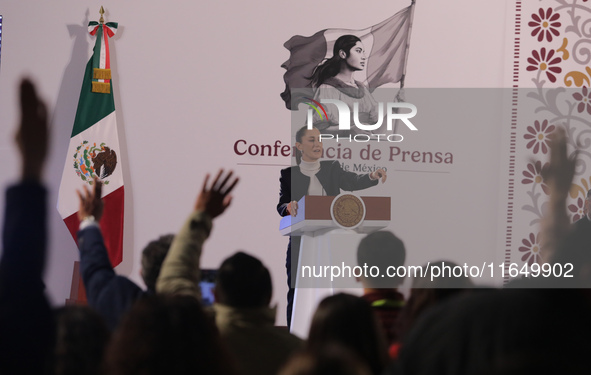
[280,194,390,338]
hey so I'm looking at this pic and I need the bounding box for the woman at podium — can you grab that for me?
[277,126,387,327]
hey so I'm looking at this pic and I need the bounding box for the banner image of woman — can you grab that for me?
[309,35,381,135]
[280,1,415,118]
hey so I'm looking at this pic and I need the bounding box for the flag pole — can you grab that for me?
[399,0,416,91]
[393,0,416,134]
[397,0,416,95]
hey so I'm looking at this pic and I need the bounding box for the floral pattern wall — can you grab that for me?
[505,0,591,280]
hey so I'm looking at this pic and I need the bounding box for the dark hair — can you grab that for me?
[396,260,473,340]
[54,306,110,375]
[397,289,591,374]
[357,231,406,288]
[104,295,234,375]
[309,35,361,88]
[279,344,371,375]
[141,234,174,292]
[294,125,319,165]
[307,293,388,375]
[215,251,272,308]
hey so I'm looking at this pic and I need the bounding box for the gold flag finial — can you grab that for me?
[99,6,105,24]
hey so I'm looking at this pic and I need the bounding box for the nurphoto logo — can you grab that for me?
[303,98,418,143]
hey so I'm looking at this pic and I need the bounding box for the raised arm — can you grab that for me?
[0,79,53,373]
[1,79,49,290]
[76,179,114,294]
[540,127,576,263]
[332,161,385,191]
[157,169,239,298]
[277,167,294,216]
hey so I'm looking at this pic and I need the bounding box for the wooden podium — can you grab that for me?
[280,194,390,338]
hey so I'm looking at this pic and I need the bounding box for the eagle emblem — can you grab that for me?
[331,194,366,229]
[73,141,117,185]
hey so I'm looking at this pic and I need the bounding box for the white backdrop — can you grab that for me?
[0,0,514,325]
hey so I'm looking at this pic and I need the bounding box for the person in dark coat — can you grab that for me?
[77,179,174,330]
[277,126,387,327]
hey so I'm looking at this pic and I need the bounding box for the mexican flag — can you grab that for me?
[57,20,124,267]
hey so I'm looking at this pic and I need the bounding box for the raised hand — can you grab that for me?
[542,127,577,198]
[15,79,48,181]
[194,169,239,219]
[540,126,578,262]
[77,177,104,221]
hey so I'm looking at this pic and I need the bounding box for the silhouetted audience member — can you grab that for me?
[214,251,302,375]
[279,344,371,375]
[390,128,591,374]
[157,169,238,298]
[104,295,235,375]
[390,288,591,374]
[551,187,591,287]
[392,260,472,358]
[0,79,55,374]
[307,293,388,375]
[141,235,174,290]
[357,231,406,345]
[77,180,175,330]
[54,305,110,375]
[533,126,591,288]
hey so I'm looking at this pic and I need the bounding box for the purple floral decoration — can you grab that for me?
[518,233,542,266]
[568,196,586,222]
[529,8,561,42]
[573,87,591,115]
[524,120,555,154]
[526,48,562,83]
[521,160,550,194]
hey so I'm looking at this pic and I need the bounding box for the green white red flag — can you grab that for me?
[58,19,124,266]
